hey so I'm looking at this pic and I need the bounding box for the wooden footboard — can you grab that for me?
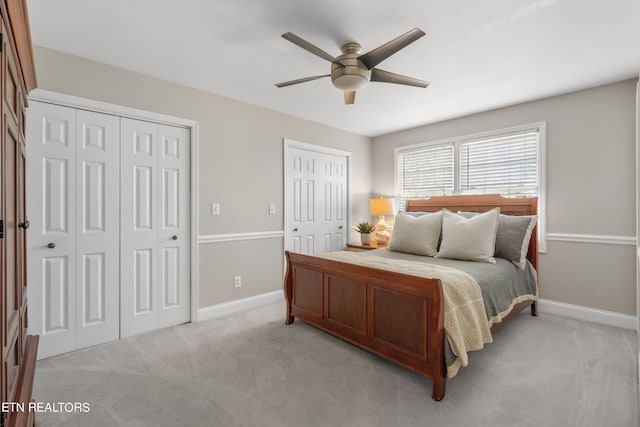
[284,251,447,400]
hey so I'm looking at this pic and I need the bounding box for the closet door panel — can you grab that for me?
[75,110,120,349]
[120,118,158,337]
[26,102,77,358]
[157,125,190,328]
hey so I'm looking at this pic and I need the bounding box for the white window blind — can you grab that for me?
[396,127,540,211]
[397,143,454,210]
[459,130,538,197]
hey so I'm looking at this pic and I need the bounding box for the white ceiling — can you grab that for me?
[26,0,640,137]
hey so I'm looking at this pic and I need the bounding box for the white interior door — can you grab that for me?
[27,103,122,359]
[321,153,347,252]
[120,119,190,337]
[74,110,120,349]
[284,141,349,255]
[157,124,190,328]
[27,102,77,358]
[120,118,159,337]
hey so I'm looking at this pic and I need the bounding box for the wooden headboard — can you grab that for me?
[405,194,538,269]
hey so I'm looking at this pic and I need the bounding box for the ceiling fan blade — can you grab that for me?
[358,28,426,69]
[370,68,429,88]
[282,33,343,66]
[344,91,356,105]
[275,75,330,88]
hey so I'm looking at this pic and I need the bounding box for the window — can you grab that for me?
[395,123,546,250]
[397,143,454,206]
[458,130,538,197]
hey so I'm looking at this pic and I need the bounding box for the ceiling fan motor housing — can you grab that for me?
[331,43,371,91]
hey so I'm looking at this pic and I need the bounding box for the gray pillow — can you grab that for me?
[458,212,537,269]
[389,210,442,256]
[436,208,500,263]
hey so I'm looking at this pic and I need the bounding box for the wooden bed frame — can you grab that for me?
[283,194,538,401]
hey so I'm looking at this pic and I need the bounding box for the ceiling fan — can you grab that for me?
[275,28,429,105]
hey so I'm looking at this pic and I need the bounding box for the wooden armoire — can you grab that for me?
[0,1,37,426]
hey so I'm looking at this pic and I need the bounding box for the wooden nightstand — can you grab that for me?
[345,241,384,252]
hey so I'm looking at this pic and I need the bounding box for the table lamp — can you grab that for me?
[369,197,396,246]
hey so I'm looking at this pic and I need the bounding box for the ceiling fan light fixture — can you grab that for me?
[331,74,369,91]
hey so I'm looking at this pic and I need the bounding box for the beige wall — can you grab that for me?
[373,79,638,315]
[33,46,372,308]
[32,45,638,316]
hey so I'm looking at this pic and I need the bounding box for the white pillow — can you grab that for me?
[458,211,537,269]
[436,208,500,263]
[389,210,442,256]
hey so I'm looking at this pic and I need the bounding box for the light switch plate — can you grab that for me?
[211,202,221,216]
[269,203,276,215]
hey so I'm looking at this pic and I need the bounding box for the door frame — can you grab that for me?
[283,138,352,253]
[28,89,200,323]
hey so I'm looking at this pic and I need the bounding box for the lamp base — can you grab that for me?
[375,230,390,247]
[375,216,391,247]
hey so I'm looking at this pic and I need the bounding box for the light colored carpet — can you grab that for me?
[33,298,638,427]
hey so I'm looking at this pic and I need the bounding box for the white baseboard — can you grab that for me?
[195,292,637,331]
[197,290,284,322]
[538,298,637,330]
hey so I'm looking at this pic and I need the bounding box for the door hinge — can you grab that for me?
[0,219,4,239]
[0,33,3,53]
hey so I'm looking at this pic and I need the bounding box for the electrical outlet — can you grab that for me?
[269,203,276,215]
[233,276,242,288]
[211,202,220,216]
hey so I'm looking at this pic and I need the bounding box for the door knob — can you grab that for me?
[172,235,178,240]
[18,220,30,229]
[293,228,298,232]
[47,243,55,249]
[338,226,343,229]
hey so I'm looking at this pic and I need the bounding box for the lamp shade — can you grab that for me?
[369,197,396,216]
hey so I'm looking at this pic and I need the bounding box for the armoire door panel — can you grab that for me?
[1,9,39,413]
[4,333,20,407]
[5,125,20,347]
[18,131,28,325]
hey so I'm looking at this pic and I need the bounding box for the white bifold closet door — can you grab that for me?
[27,102,191,358]
[120,118,190,338]
[27,102,120,359]
[285,145,348,255]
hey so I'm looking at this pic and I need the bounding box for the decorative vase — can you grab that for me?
[360,233,372,245]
